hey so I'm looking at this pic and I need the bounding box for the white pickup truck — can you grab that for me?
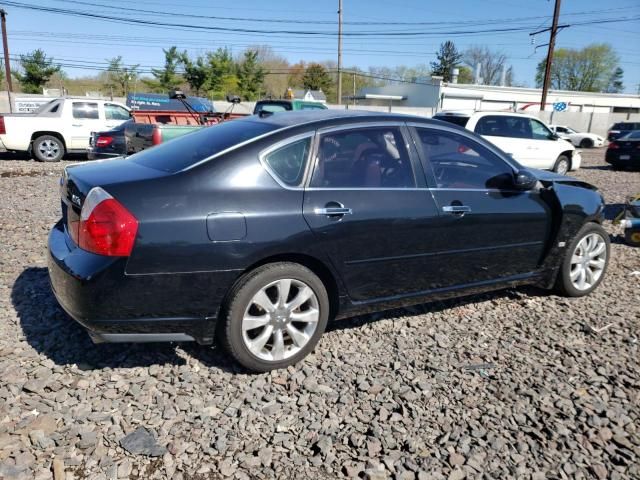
[0,98,131,161]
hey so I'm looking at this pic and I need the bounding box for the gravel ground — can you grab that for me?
[0,150,638,480]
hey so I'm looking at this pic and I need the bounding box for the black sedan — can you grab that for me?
[49,111,610,371]
[87,120,155,160]
[605,130,640,170]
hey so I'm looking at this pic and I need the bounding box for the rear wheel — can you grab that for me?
[579,138,594,148]
[553,155,570,175]
[220,262,329,372]
[555,223,609,297]
[33,135,65,162]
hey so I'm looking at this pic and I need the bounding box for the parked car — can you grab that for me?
[549,125,604,148]
[433,111,581,174]
[0,98,130,161]
[605,130,640,170]
[608,122,640,141]
[49,111,609,371]
[88,121,203,160]
[253,99,327,115]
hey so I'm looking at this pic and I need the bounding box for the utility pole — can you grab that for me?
[337,0,343,105]
[0,9,13,112]
[539,0,561,111]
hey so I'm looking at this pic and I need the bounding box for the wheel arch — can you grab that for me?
[221,253,342,322]
[30,131,67,151]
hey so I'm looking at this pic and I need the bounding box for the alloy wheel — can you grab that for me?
[242,278,319,361]
[569,233,607,291]
[38,139,60,160]
[556,159,569,175]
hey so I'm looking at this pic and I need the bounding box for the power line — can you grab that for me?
[3,1,639,38]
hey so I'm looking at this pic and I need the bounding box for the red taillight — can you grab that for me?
[96,135,113,148]
[78,187,138,256]
[151,127,162,146]
[608,142,619,150]
[0,116,6,135]
[458,144,470,153]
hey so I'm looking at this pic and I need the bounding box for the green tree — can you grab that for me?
[180,53,208,95]
[237,50,265,101]
[457,65,473,84]
[302,63,333,92]
[14,49,61,94]
[144,46,182,93]
[535,44,620,92]
[105,56,139,96]
[430,41,462,82]
[605,67,624,93]
[206,47,238,99]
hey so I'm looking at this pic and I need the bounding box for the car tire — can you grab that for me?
[553,155,570,175]
[555,222,610,297]
[32,135,65,162]
[219,262,330,372]
[579,138,594,148]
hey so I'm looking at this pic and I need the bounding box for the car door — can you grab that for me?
[69,102,103,150]
[528,118,564,169]
[409,124,551,287]
[104,103,131,130]
[302,123,441,301]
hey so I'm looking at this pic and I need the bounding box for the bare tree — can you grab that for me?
[463,46,513,86]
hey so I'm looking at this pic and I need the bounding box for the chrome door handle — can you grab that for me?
[72,124,83,127]
[314,207,352,216]
[442,205,471,214]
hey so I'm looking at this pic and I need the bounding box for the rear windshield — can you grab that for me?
[612,122,637,130]
[254,102,292,114]
[131,119,278,173]
[434,115,469,127]
[622,130,640,139]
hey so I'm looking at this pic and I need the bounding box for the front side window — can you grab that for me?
[105,104,130,120]
[414,127,514,190]
[263,136,311,187]
[72,102,99,119]
[310,127,415,189]
[530,119,553,140]
[555,126,567,133]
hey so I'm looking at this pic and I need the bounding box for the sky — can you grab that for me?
[4,0,640,93]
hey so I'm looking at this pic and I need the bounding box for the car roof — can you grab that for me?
[248,109,440,129]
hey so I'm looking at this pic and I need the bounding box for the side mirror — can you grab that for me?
[514,170,538,190]
[548,132,559,140]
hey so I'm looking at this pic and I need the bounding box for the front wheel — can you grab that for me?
[553,155,570,175]
[220,262,329,372]
[555,223,610,297]
[32,135,65,162]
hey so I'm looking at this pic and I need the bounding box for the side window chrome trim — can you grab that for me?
[258,131,316,190]
[316,121,406,135]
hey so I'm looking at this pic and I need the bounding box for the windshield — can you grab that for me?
[131,119,279,173]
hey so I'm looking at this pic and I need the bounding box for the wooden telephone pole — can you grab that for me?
[539,0,562,111]
[0,9,13,112]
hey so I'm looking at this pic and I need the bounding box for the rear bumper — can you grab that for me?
[47,220,219,344]
[605,151,640,168]
[87,148,122,161]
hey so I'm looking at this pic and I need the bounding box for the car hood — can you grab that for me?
[529,168,597,190]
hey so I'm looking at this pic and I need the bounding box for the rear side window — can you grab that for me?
[262,136,311,187]
[72,102,99,119]
[300,103,326,110]
[475,115,532,139]
[435,115,469,127]
[131,119,278,173]
[311,127,416,189]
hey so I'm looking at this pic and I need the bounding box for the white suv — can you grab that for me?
[433,111,581,174]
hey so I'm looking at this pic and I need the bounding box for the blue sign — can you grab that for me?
[553,102,568,112]
[126,93,214,112]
